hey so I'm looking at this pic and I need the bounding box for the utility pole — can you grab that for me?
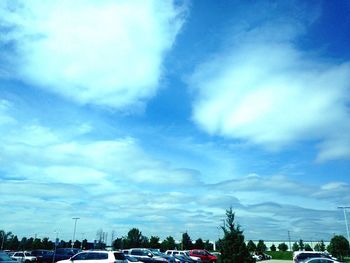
[1,231,5,250]
[288,231,291,251]
[338,206,350,242]
[111,231,115,247]
[72,217,80,248]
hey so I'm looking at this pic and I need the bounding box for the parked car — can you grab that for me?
[0,251,17,263]
[188,250,217,263]
[125,255,144,263]
[293,251,334,263]
[41,248,80,263]
[56,251,127,263]
[125,248,167,263]
[165,251,200,263]
[252,252,272,261]
[11,252,37,263]
[303,258,341,263]
[171,255,193,263]
[148,250,175,263]
[30,250,52,263]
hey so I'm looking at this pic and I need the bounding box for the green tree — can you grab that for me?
[182,232,192,250]
[82,239,89,250]
[204,240,213,251]
[270,244,276,252]
[8,235,20,251]
[0,230,13,250]
[304,244,313,251]
[32,238,42,249]
[161,236,176,251]
[317,240,325,251]
[298,239,304,251]
[256,240,267,252]
[292,242,299,251]
[149,236,160,249]
[218,207,254,263]
[73,240,81,249]
[247,240,256,252]
[278,242,288,252]
[327,235,350,260]
[194,238,204,249]
[113,238,126,250]
[126,228,144,248]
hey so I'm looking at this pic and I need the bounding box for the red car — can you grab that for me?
[189,250,217,263]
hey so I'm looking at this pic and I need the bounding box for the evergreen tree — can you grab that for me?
[247,240,256,253]
[270,244,276,252]
[278,243,288,252]
[298,239,304,251]
[182,232,192,250]
[194,238,204,249]
[218,208,254,263]
[256,240,267,252]
[149,236,161,249]
[161,236,176,251]
[304,244,313,251]
[126,228,144,248]
[292,242,299,251]
[319,240,325,251]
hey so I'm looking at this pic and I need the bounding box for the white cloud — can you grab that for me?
[0,0,185,110]
[190,24,350,160]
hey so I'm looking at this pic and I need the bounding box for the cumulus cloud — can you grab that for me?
[189,20,350,160]
[0,0,185,110]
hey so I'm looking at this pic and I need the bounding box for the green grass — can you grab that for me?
[265,251,293,260]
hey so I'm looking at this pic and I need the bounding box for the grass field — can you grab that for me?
[265,251,293,260]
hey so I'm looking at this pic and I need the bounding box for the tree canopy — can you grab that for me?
[218,208,254,263]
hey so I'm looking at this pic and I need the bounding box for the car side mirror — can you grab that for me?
[148,253,153,258]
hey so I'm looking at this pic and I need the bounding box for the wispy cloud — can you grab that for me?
[189,13,350,161]
[0,0,185,110]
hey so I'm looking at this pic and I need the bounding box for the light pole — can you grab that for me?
[72,217,80,248]
[338,206,350,242]
[1,231,5,250]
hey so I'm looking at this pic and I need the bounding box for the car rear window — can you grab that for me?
[114,253,126,260]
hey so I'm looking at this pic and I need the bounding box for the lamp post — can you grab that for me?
[337,206,350,242]
[1,231,5,250]
[72,217,80,248]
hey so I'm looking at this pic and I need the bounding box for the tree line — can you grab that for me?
[2,208,350,262]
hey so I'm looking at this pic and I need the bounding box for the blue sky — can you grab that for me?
[1,0,350,244]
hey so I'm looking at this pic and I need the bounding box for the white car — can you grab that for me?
[56,251,127,263]
[11,252,37,263]
[303,258,341,263]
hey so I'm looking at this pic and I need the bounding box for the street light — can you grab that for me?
[337,206,350,242]
[72,217,80,248]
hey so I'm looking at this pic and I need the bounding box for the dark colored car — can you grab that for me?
[41,248,81,263]
[127,249,167,263]
[189,251,217,263]
[30,250,52,263]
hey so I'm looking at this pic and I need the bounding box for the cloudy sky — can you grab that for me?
[1,0,350,244]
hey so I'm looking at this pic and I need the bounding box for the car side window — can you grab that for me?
[72,253,89,260]
[131,250,142,256]
[94,253,108,260]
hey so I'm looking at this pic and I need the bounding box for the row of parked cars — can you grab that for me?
[1,249,217,263]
